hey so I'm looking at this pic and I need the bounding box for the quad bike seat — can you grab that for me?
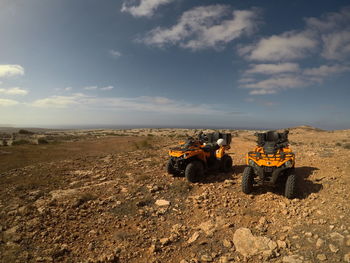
[263,131,280,154]
[256,130,289,154]
[206,132,232,145]
[202,143,219,152]
[266,131,279,142]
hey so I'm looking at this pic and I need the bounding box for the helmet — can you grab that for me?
[217,138,226,146]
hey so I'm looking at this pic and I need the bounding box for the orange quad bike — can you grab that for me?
[167,132,233,183]
[242,130,296,199]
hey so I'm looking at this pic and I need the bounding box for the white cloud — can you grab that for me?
[242,63,350,95]
[109,49,122,58]
[321,31,350,60]
[306,7,350,31]
[249,89,277,95]
[239,31,317,61]
[0,87,28,95]
[0,98,19,106]
[0,65,24,78]
[243,75,308,95]
[304,64,350,77]
[83,85,114,91]
[100,86,114,91]
[245,63,300,75]
[238,77,255,83]
[239,6,350,96]
[84,86,98,90]
[306,7,350,60]
[245,97,279,107]
[142,5,258,50]
[30,93,224,115]
[32,93,87,108]
[121,0,174,18]
[64,87,72,91]
[239,7,350,62]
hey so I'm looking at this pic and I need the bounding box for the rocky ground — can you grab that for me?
[0,126,349,263]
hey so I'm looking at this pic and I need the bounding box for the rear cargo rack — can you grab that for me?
[248,151,294,160]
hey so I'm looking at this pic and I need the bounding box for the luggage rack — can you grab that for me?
[248,151,294,160]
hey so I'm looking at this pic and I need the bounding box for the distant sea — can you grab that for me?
[41,124,276,131]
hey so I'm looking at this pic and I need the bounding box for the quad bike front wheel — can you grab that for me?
[242,166,255,194]
[285,171,297,199]
[167,159,177,175]
[221,155,233,172]
[185,161,204,183]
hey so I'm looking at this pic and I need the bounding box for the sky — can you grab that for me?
[0,0,350,130]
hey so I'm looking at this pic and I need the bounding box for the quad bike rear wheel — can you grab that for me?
[285,171,297,199]
[242,166,255,194]
[221,155,233,172]
[185,161,204,183]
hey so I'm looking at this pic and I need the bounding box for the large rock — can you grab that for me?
[155,199,170,207]
[187,232,200,244]
[329,232,345,244]
[198,217,226,236]
[344,252,350,263]
[232,228,277,257]
[282,255,303,263]
[316,254,327,261]
[199,220,216,236]
[316,238,324,248]
[3,225,20,242]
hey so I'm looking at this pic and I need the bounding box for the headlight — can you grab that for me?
[249,160,255,166]
[285,161,292,167]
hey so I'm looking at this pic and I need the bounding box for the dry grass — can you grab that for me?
[343,143,350,149]
[169,180,192,196]
[110,195,153,217]
[74,192,97,207]
[0,136,144,173]
[133,139,153,150]
[12,139,31,145]
[134,174,151,183]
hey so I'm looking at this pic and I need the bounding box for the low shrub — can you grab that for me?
[343,143,350,150]
[12,139,31,145]
[133,139,153,149]
[18,129,34,135]
[38,138,49,144]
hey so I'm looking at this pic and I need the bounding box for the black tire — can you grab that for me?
[242,166,255,194]
[167,159,177,175]
[221,155,233,172]
[185,161,204,183]
[285,172,297,199]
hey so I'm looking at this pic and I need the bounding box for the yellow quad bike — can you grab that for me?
[167,132,233,183]
[242,130,296,199]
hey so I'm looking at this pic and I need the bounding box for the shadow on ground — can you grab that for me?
[251,166,322,199]
[201,164,246,183]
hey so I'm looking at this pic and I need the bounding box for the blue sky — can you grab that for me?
[0,0,349,129]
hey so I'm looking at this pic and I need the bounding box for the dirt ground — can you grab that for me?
[0,127,349,263]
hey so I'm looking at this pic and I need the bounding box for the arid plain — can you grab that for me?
[0,127,349,263]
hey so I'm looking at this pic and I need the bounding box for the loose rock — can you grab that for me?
[155,199,170,207]
[232,228,277,257]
